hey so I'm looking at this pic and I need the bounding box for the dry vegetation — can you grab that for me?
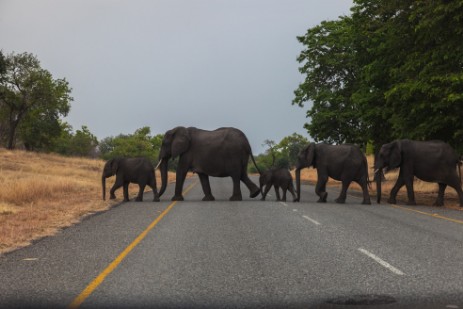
[292,155,462,209]
[0,149,173,254]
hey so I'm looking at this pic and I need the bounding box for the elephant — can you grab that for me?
[295,143,371,205]
[157,126,261,201]
[102,157,160,202]
[374,139,463,207]
[259,168,296,202]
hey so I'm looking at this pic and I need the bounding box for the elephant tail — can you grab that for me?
[250,153,261,175]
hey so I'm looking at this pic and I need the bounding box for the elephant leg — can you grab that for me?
[110,176,124,199]
[198,173,215,201]
[241,174,260,198]
[445,175,463,207]
[288,183,297,202]
[356,178,371,205]
[404,175,416,205]
[230,175,243,201]
[315,175,328,203]
[389,173,405,204]
[274,185,281,201]
[136,183,145,202]
[123,182,130,202]
[434,183,446,206]
[335,180,350,204]
[172,163,188,201]
[261,183,272,201]
[281,187,287,202]
[148,178,160,202]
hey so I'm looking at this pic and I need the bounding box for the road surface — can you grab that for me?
[1,176,463,308]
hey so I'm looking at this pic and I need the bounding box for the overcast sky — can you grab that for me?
[0,0,352,153]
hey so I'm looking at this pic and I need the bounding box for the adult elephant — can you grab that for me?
[375,139,463,206]
[102,157,160,202]
[295,143,371,204]
[157,126,261,201]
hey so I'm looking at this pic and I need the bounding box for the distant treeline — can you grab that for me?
[293,1,463,153]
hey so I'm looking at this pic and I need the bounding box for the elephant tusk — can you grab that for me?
[155,159,163,170]
[374,169,380,174]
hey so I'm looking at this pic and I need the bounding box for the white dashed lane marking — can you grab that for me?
[358,248,405,276]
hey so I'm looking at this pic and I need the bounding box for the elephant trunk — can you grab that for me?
[102,174,106,201]
[295,168,301,202]
[159,159,168,197]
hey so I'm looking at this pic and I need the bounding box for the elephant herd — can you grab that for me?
[102,126,463,207]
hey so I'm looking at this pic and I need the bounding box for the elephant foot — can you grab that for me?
[153,195,160,202]
[318,192,328,203]
[135,197,143,202]
[387,197,397,204]
[202,195,215,201]
[406,200,417,206]
[171,195,184,201]
[123,199,130,202]
[260,197,266,201]
[250,187,261,198]
[110,195,116,200]
[362,199,371,205]
[335,198,346,204]
[229,195,243,201]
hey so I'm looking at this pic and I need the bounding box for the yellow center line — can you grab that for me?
[68,181,198,309]
[390,204,463,225]
[348,192,463,225]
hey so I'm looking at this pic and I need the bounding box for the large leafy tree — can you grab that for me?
[293,17,366,146]
[385,0,463,150]
[294,0,463,152]
[0,52,72,149]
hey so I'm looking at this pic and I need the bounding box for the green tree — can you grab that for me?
[293,17,366,146]
[99,127,162,162]
[0,52,72,149]
[276,133,309,168]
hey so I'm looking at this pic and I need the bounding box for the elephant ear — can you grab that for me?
[306,143,316,167]
[110,158,119,175]
[389,141,402,168]
[172,127,191,158]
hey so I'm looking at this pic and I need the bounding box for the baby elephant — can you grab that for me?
[102,157,160,202]
[259,168,297,202]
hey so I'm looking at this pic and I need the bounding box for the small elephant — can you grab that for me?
[295,143,371,205]
[375,139,463,207]
[259,168,296,202]
[102,157,160,202]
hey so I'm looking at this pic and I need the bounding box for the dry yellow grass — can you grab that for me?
[292,155,462,209]
[0,149,173,254]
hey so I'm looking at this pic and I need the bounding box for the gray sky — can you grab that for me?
[0,0,352,153]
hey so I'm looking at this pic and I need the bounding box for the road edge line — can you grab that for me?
[68,182,197,309]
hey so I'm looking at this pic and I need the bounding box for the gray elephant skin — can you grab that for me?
[102,157,160,202]
[375,139,463,207]
[157,126,261,201]
[295,143,371,205]
[259,168,297,202]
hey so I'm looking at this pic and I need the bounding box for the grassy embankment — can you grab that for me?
[0,149,174,254]
[1,150,461,254]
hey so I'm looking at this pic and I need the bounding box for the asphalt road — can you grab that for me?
[1,176,463,308]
